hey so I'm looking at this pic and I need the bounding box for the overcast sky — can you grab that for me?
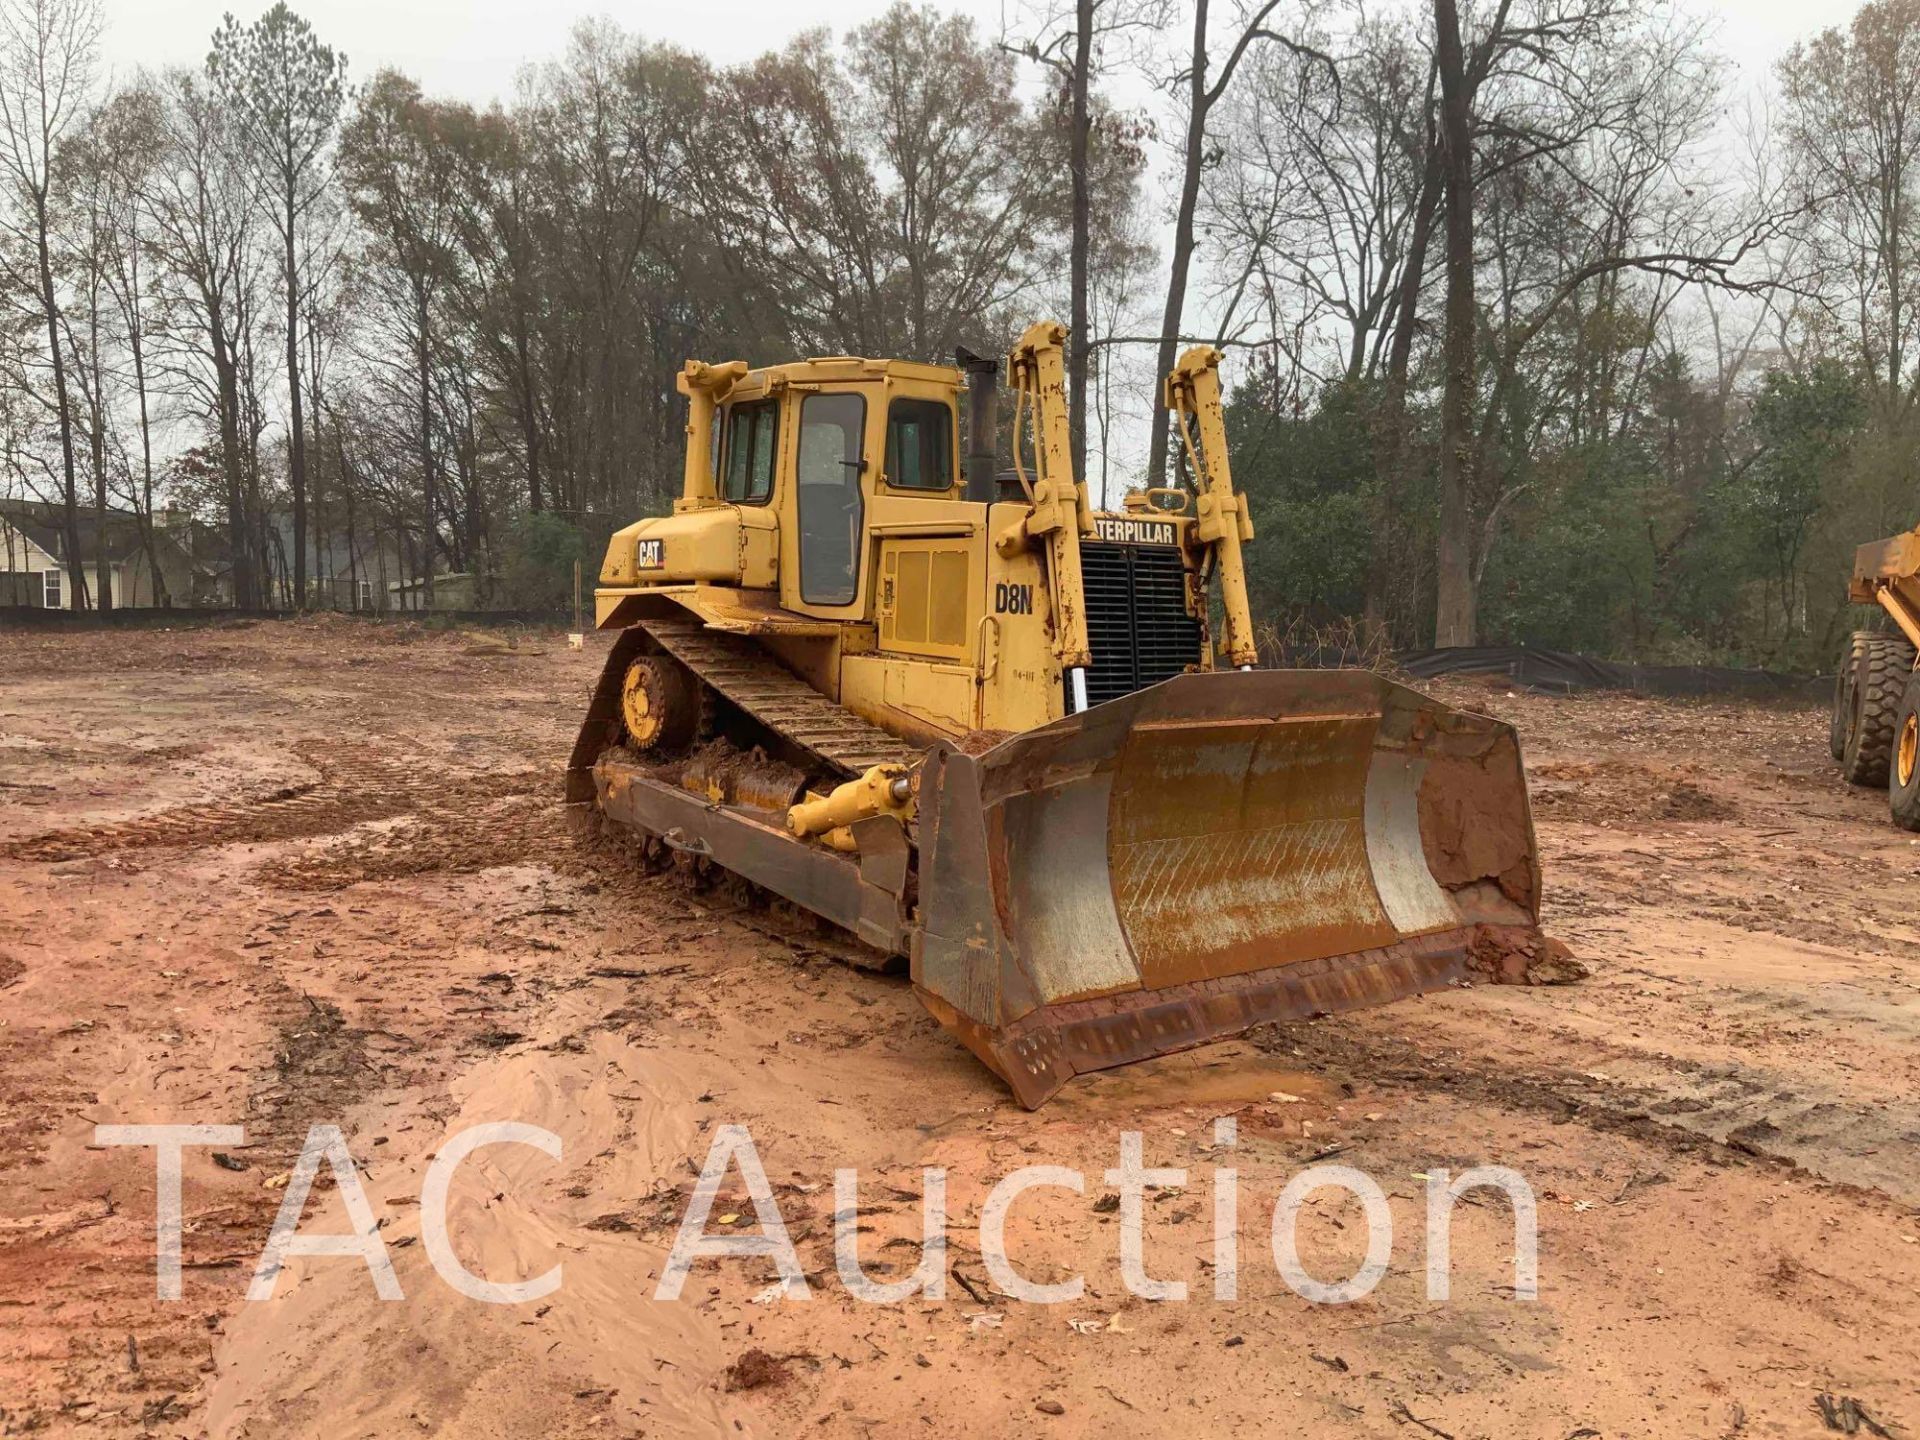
[96,0,1858,484]
[102,0,1847,107]
[102,0,1003,90]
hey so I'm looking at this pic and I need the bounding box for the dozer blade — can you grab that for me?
[911,670,1540,1108]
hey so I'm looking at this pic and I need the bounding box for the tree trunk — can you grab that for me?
[35,195,85,610]
[338,416,360,610]
[130,253,166,608]
[514,320,542,512]
[416,289,438,609]
[1068,0,1093,482]
[283,205,309,610]
[1147,0,1212,492]
[211,310,253,609]
[1432,0,1477,649]
[91,375,110,613]
[305,317,329,607]
[86,265,113,615]
[1363,146,1443,629]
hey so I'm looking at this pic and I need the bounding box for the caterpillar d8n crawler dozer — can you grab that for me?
[567,321,1542,1107]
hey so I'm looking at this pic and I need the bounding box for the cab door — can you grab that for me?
[793,391,867,608]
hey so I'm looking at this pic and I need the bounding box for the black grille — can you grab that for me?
[1075,541,1204,708]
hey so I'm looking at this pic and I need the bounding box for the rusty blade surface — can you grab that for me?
[1109,714,1397,986]
[911,669,1540,1107]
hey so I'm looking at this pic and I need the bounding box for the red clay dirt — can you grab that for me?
[0,618,1915,1438]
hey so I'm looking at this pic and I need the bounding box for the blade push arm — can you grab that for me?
[1165,346,1259,669]
[1001,320,1096,702]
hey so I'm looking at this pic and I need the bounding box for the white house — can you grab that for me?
[0,500,190,609]
[0,512,64,608]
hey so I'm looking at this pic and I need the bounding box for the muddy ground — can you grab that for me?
[0,617,1915,1439]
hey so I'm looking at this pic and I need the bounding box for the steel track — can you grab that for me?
[640,616,920,778]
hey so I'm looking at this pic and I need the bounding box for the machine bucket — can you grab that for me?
[911,670,1540,1108]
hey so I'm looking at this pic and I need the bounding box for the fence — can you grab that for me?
[0,605,566,631]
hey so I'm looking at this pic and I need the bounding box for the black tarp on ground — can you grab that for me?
[0,605,565,630]
[1396,645,1826,702]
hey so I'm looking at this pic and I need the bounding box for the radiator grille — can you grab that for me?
[1075,541,1204,708]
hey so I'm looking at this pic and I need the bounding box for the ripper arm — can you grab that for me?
[1165,346,1259,670]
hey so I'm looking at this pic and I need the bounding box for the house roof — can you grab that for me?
[0,498,176,567]
[1,501,64,560]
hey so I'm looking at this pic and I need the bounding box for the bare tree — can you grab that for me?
[89,88,170,603]
[1144,0,1334,487]
[209,2,347,609]
[1202,7,1432,625]
[54,100,118,611]
[1778,0,1920,435]
[520,21,704,512]
[143,68,264,607]
[438,102,548,514]
[1438,2,1782,644]
[0,0,100,607]
[1005,0,1158,481]
[1431,0,1475,646]
[339,70,461,605]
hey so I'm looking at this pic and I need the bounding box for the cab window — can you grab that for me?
[722,399,778,503]
[884,398,953,491]
[797,392,865,605]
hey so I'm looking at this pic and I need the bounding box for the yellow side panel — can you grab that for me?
[738,506,779,587]
[888,660,973,733]
[841,653,972,739]
[930,550,968,647]
[876,538,975,662]
[897,550,930,643]
[601,507,758,586]
[979,504,1061,734]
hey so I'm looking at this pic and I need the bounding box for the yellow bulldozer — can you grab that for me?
[1837,526,1920,829]
[567,321,1543,1107]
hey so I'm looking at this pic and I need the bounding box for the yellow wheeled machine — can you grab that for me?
[568,322,1543,1106]
[1838,527,1920,830]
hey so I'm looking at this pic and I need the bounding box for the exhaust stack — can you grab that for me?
[957,346,999,504]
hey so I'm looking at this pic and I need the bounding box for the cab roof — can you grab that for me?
[730,355,963,395]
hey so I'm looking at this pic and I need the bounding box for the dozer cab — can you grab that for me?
[568,322,1542,1107]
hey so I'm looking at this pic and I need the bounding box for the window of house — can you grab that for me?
[721,400,779,504]
[357,578,372,611]
[884,398,954,491]
[42,569,60,609]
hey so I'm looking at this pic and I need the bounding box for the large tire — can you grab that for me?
[1842,636,1917,787]
[1832,631,1876,761]
[1891,673,1920,831]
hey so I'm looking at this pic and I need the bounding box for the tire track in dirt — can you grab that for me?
[1261,1014,1920,1207]
[252,788,568,893]
[0,745,544,864]
[0,960,391,1430]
